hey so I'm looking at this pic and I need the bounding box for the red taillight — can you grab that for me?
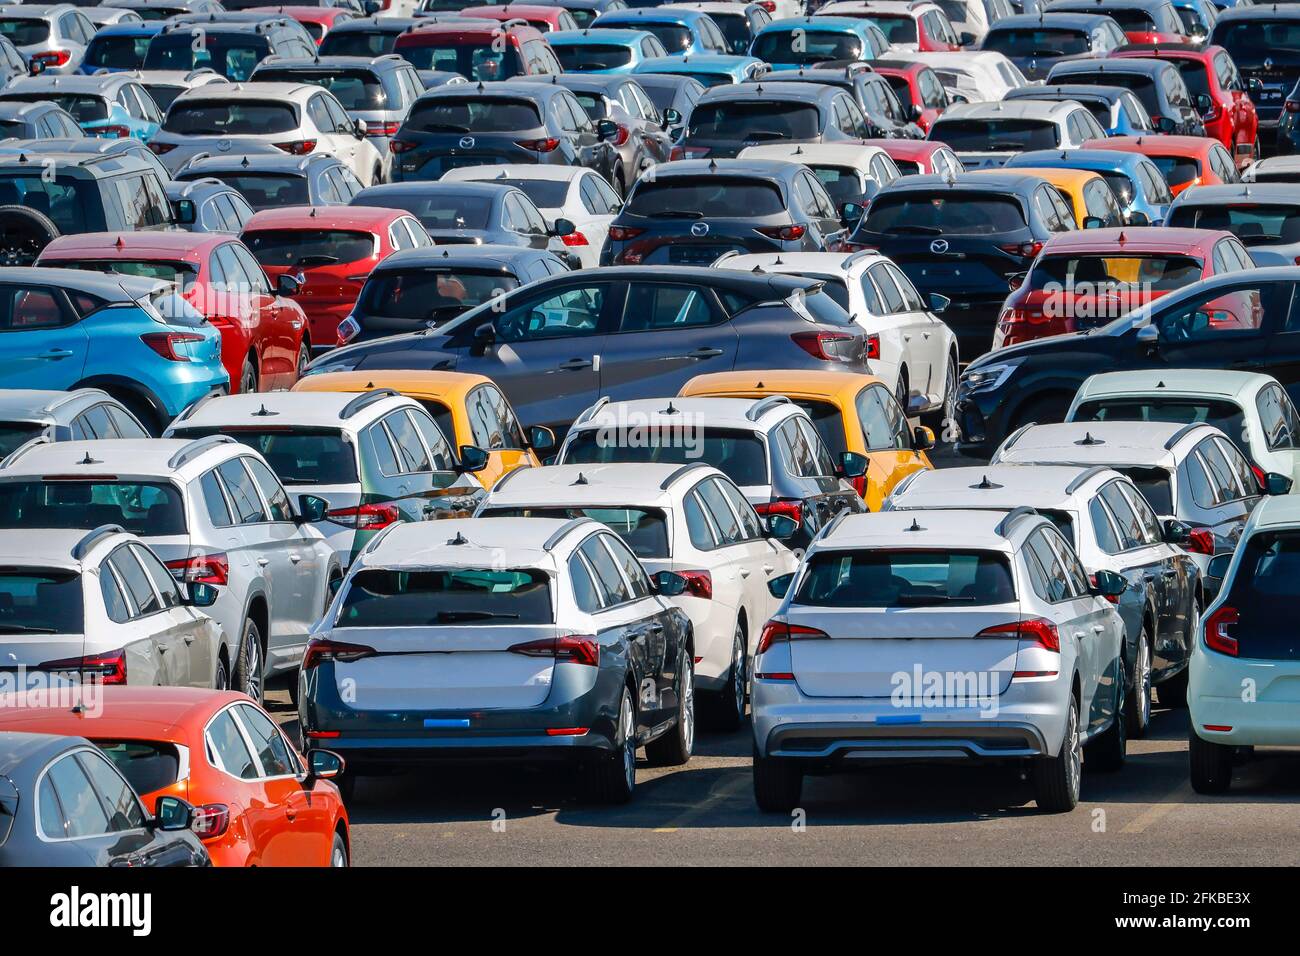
[369,121,401,136]
[850,473,867,497]
[754,499,803,527]
[140,331,205,362]
[613,123,630,146]
[545,727,589,736]
[515,137,560,152]
[758,223,806,242]
[39,649,127,685]
[1250,462,1267,490]
[305,729,340,738]
[96,125,131,138]
[507,635,599,667]
[791,329,853,362]
[675,570,712,600]
[756,620,828,655]
[165,551,229,586]
[560,230,588,246]
[302,638,377,671]
[191,803,231,839]
[670,145,710,160]
[1185,528,1215,555]
[1204,605,1239,657]
[388,138,417,154]
[325,502,400,530]
[1287,101,1300,114]
[608,225,645,241]
[976,617,1060,653]
[865,333,880,360]
[838,241,876,253]
[149,142,177,155]
[999,241,1043,258]
[757,0,776,10]
[30,50,70,68]
[273,139,317,156]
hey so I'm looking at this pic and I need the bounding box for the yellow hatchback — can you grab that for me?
[679,370,934,512]
[293,370,552,489]
[972,167,1124,231]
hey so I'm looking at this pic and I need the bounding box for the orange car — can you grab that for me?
[1081,135,1239,196]
[0,687,350,867]
[292,369,552,489]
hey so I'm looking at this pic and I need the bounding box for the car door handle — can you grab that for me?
[1092,624,1106,634]
[649,623,664,634]
[558,357,592,370]
[1162,568,1178,577]
[183,635,195,645]
[1073,631,1087,640]
[257,558,270,568]
[739,568,751,578]
[762,565,775,574]
[41,348,74,359]
[687,347,725,359]
[1143,573,1155,582]
[289,553,302,564]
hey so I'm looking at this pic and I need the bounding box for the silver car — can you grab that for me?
[0,3,96,74]
[0,387,149,460]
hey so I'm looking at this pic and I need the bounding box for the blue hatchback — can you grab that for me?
[75,23,166,75]
[0,269,228,433]
[632,53,767,87]
[590,8,731,56]
[749,17,881,69]
[1003,148,1174,225]
[547,28,668,73]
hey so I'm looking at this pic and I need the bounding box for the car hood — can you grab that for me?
[306,333,460,375]
[966,320,1128,370]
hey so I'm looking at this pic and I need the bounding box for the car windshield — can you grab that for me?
[751,29,863,63]
[1168,204,1300,246]
[554,42,633,70]
[360,269,517,323]
[1222,530,1300,659]
[931,117,1059,151]
[243,229,376,268]
[1150,155,1201,189]
[397,41,522,80]
[794,549,1016,607]
[1118,466,1173,515]
[255,68,389,110]
[163,100,298,135]
[0,570,82,634]
[143,34,270,81]
[193,173,309,210]
[1214,21,1300,68]
[0,175,100,235]
[0,93,108,123]
[1074,397,1246,437]
[1066,71,1158,114]
[863,14,918,44]
[337,567,554,627]
[984,27,1091,56]
[319,29,396,57]
[0,423,43,459]
[97,740,182,795]
[861,191,1027,235]
[0,480,186,536]
[565,426,769,485]
[686,100,820,140]
[354,191,493,230]
[483,506,670,558]
[84,35,154,70]
[141,83,185,112]
[1028,254,1203,292]
[0,19,50,46]
[626,175,785,216]
[407,96,540,133]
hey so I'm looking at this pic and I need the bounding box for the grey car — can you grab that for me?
[316,15,428,56]
[0,387,149,459]
[0,34,26,86]
[633,70,704,142]
[1166,183,1300,267]
[166,176,257,233]
[349,180,569,248]
[0,3,96,74]
[0,100,82,140]
[175,151,364,210]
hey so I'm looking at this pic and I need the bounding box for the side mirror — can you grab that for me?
[1090,568,1127,599]
[458,444,490,472]
[471,321,495,355]
[28,58,44,76]
[913,425,935,450]
[1163,518,1191,544]
[1264,471,1293,496]
[839,450,868,478]
[1125,210,1150,226]
[928,292,949,313]
[839,200,864,225]
[174,198,197,225]
[297,493,330,523]
[528,424,555,452]
[1135,323,1159,348]
[1154,116,1177,133]
[353,119,368,139]
[596,118,619,141]
[275,272,301,297]
[767,572,795,599]
[959,30,976,44]
[185,582,219,608]
[152,795,194,832]
[1082,215,1105,230]
[1204,552,1232,602]
[549,217,576,238]
[306,748,345,781]
[1249,77,1264,96]
[1195,93,1213,113]
[1008,272,1026,291]
[1185,527,1215,555]
[662,107,681,126]
[653,569,689,596]
[764,513,799,540]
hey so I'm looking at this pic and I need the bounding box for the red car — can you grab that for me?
[36,232,310,394]
[1110,44,1258,168]
[994,226,1247,348]
[1052,0,1189,44]
[457,4,580,33]
[240,205,430,349]
[872,59,950,132]
[856,137,962,177]
[247,6,355,44]
[393,21,561,79]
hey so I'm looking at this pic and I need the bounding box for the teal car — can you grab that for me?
[0,74,163,142]
[547,27,668,73]
[591,7,732,55]
[632,53,768,87]
[750,17,883,69]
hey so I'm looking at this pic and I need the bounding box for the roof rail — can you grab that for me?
[995,506,1039,537]
[0,434,52,470]
[166,434,235,470]
[72,524,125,561]
[543,516,596,552]
[712,250,742,266]
[357,518,402,560]
[1164,422,1206,450]
[998,421,1036,454]
[659,462,710,490]
[1064,465,1111,495]
[574,395,611,427]
[490,464,530,493]
[839,248,876,270]
[746,395,791,421]
[170,388,224,426]
[42,388,107,416]
[813,506,850,543]
[339,388,401,419]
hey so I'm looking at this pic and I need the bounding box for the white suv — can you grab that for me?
[0,437,340,701]
[751,507,1127,813]
[477,462,801,728]
[0,525,222,688]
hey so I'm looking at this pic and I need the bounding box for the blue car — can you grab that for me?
[1171,0,1218,39]
[1002,83,1155,136]
[0,269,228,433]
[590,8,732,56]
[632,53,767,87]
[0,75,163,142]
[547,28,668,73]
[75,22,166,74]
[749,17,881,69]
[1003,148,1174,225]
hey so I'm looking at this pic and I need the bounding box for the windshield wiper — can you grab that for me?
[0,623,56,634]
[419,122,471,133]
[987,141,1028,151]
[434,610,520,623]
[645,209,704,219]
[896,593,975,606]
[1026,48,1066,57]
[744,129,788,141]
[885,224,943,235]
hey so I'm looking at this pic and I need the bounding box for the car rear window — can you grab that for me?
[359,269,517,324]
[407,96,540,133]
[1073,399,1246,443]
[84,35,153,70]
[194,173,309,210]
[96,740,182,796]
[1167,204,1300,246]
[243,229,376,268]
[1214,21,1300,69]
[862,191,1027,235]
[893,159,920,175]
[931,117,1060,152]
[0,570,83,635]
[794,549,1016,607]
[1065,71,1157,113]
[142,83,185,112]
[143,33,270,81]
[1150,155,1201,190]
[0,93,108,123]
[686,100,821,142]
[564,426,770,486]
[163,100,298,135]
[1117,466,1173,515]
[626,175,786,217]
[983,27,1092,57]
[1028,254,1203,293]
[68,259,199,292]
[482,177,569,208]
[1221,530,1300,659]
[554,42,633,71]
[354,190,494,230]
[254,68,389,110]
[751,29,864,63]
[396,40,522,80]
[1098,8,1157,32]
[483,506,670,558]
[612,22,691,51]
[0,19,50,46]
[337,567,553,627]
[0,480,186,536]
[0,422,44,459]
[172,427,357,485]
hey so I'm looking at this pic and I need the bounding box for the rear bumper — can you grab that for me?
[1190,643,1300,747]
[762,720,1049,761]
[308,731,617,770]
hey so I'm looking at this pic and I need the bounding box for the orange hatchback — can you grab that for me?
[1081,134,1239,196]
[0,687,350,867]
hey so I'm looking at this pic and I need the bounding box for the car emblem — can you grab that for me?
[459,136,475,149]
[930,239,949,254]
[217,139,231,152]
[691,222,709,237]
[1265,58,1274,71]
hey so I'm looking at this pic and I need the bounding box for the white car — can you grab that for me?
[818,0,963,51]
[477,462,800,728]
[929,99,1108,169]
[1190,495,1300,792]
[0,3,94,74]
[439,164,622,269]
[936,0,1014,45]
[737,141,901,207]
[713,251,959,422]
[751,507,1128,813]
[0,526,222,688]
[126,68,230,115]
[149,81,385,184]
[886,49,1027,103]
[1067,369,1300,488]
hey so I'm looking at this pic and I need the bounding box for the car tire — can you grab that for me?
[232,617,264,703]
[646,651,694,766]
[583,686,636,804]
[1033,692,1081,812]
[923,353,957,432]
[239,355,258,395]
[1189,729,1233,794]
[0,203,59,266]
[753,744,802,813]
[709,622,747,732]
[296,341,311,380]
[1085,670,1126,772]
[1124,624,1152,738]
[213,654,229,691]
[1158,666,1189,709]
[1012,393,1071,432]
[330,830,349,867]
[895,369,909,418]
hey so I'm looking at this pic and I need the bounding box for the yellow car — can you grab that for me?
[292,370,552,489]
[973,166,1124,231]
[679,369,934,512]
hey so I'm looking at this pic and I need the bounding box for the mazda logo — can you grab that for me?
[691,222,710,237]
[1265,58,1274,71]
[459,136,475,149]
[930,239,949,254]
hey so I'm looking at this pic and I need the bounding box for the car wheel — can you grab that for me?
[0,203,59,266]
[1085,667,1126,772]
[371,164,383,186]
[1158,666,1189,709]
[923,353,957,432]
[1124,624,1152,738]
[1011,394,1070,432]
[1189,728,1233,794]
[239,355,258,395]
[895,369,909,418]
[710,621,747,731]
[646,650,694,766]
[296,341,311,379]
[1033,692,1081,812]
[753,743,802,813]
[330,830,349,867]
[583,686,636,804]
[232,617,264,703]
[213,654,229,691]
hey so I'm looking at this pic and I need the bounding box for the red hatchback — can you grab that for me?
[993,226,1249,348]
[457,4,579,33]
[1110,43,1258,168]
[393,21,561,80]
[856,137,962,176]
[37,232,310,394]
[872,59,950,133]
[241,206,431,349]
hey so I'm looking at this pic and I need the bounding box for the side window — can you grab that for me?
[1088,495,1123,555]
[600,534,652,599]
[110,547,160,617]
[237,704,294,778]
[245,457,293,522]
[867,263,905,313]
[885,263,925,312]
[82,404,117,439]
[620,283,720,331]
[796,416,838,476]
[38,773,66,840]
[717,478,762,540]
[133,544,181,609]
[410,409,457,471]
[580,534,632,605]
[1020,537,1053,602]
[45,754,110,838]
[77,749,145,832]
[107,406,146,438]
[776,419,818,478]
[306,94,334,133]
[1025,530,1071,602]
[1117,481,1163,544]
[1185,449,1218,510]
[858,271,885,315]
[383,410,432,474]
[697,477,743,545]
[570,551,603,613]
[1100,479,1144,550]
[1044,528,1090,597]
[367,422,401,476]
[229,244,270,295]
[1257,383,1299,450]
[1215,435,1258,499]
[216,458,269,524]
[206,708,259,779]
[856,384,907,451]
[1198,438,1245,503]
[199,469,232,528]
[683,489,718,551]
[99,564,131,624]
[496,283,608,342]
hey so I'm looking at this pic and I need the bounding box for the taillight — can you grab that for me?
[560,231,588,246]
[613,123,630,146]
[191,803,231,839]
[791,329,854,362]
[388,138,417,154]
[608,225,645,241]
[337,315,360,344]
[1185,528,1215,555]
[30,50,70,68]
[865,333,880,360]
[96,125,131,138]
[670,145,710,160]
[515,137,560,152]
[507,635,599,666]
[757,0,776,10]
[754,499,802,527]
[1250,462,1267,490]
[149,142,177,155]
[302,637,377,671]
[999,240,1043,258]
[838,240,876,253]
[368,121,400,136]
[1204,605,1238,657]
[39,649,127,685]
[756,620,828,655]
[325,502,400,530]
[273,139,317,156]
[757,223,806,242]
[976,617,1060,653]
[675,570,712,600]
[1287,100,1300,114]
[165,551,229,586]
[140,331,205,362]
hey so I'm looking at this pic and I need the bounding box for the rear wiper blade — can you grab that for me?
[1027,48,1066,57]
[744,130,787,141]
[896,593,975,606]
[420,122,471,132]
[434,610,520,622]
[886,224,943,235]
[0,623,56,634]
[645,209,703,219]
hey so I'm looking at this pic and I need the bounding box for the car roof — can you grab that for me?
[4,75,137,97]
[40,230,226,259]
[939,99,1081,122]
[178,152,339,175]
[488,462,719,508]
[445,161,589,183]
[817,508,1023,552]
[177,81,316,102]
[399,19,543,36]
[1076,368,1269,402]
[362,516,576,570]
[0,267,165,300]
[880,172,1044,196]
[353,181,513,203]
[890,463,1123,510]
[738,142,889,166]
[0,388,109,424]
[697,80,837,103]
[760,15,874,33]
[594,7,714,23]
[1039,225,1228,254]
[172,390,420,432]
[1249,154,1300,174]
[244,205,411,230]
[1174,182,1300,204]
[1051,56,1172,76]
[1215,3,1300,21]
[1247,493,1300,530]
[293,368,494,399]
[1005,84,1131,104]
[1008,147,1157,170]
[646,156,804,183]
[574,396,796,432]
[678,367,889,401]
[635,53,763,71]
[0,687,251,744]
[1087,134,1217,156]
[365,243,551,272]
[548,27,658,43]
[717,249,883,275]
[1114,41,1209,58]
[0,438,241,482]
[0,4,78,16]
[0,731,81,780]
[859,137,947,159]
[1047,0,1170,11]
[997,420,1210,467]
[93,21,167,35]
[990,11,1118,29]
[975,166,1103,191]
[253,53,407,72]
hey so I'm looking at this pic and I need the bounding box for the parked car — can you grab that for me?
[738,141,900,210]
[872,58,951,132]
[517,0,632,28]
[1044,0,1189,43]
[1166,183,1300,266]
[457,3,580,32]
[980,12,1128,80]
[1083,133,1239,195]
[632,70,704,140]
[820,0,963,51]
[887,49,1030,103]
[0,387,149,457]
[748,16,882,69]
[166,177,257,235]
[1241,153,1300,183]
[392,20,561,79]
[1045,57,1206,135]
[1002,146,1173,225]
[142,17,318,80]
[0,3,96,74]
[246,5,355,44]
[592,7,730,55]
[73,20,164,73]
[1003,82,1157,136]
[661,1,773,55]
[759,66,923,139]
[631,52,766,89]
[547,27,668,73]
[128,67,229,113]
[103,0,225,20]
[928,100,1109,171]
[0,74,163,141]
[175,151,364,210]
[861,135,962,176]
[973,166,1125,228]
[316,14,424,55]
[1210,5,1300,154]
[0,100,82,140]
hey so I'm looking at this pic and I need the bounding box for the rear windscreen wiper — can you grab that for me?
[0,623,56,634]
[886,224,943,235]
[645,209,704,219]
[896,593,975,606]
[434,610,520,623]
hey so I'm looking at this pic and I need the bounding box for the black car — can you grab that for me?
[760,67,924,139]
[306,265,870,436]
[1045,57,1206,136]
[342,244,572,343]
[672,80,871,160]
[845,172,1074,358]
[388,80,620,184]
[0,732,208,867]
[1210,5,1300,150]
[980,11,1129,81]
[955,268,1300,457]
[174,152,364,209]
[601,158,853,266]
[631,71,704,141]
